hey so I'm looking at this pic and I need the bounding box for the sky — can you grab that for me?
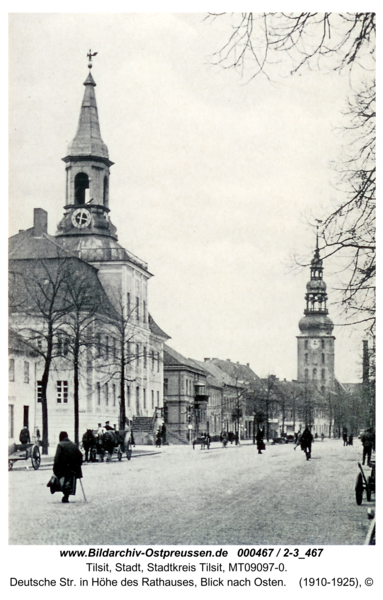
[8,12,373,383]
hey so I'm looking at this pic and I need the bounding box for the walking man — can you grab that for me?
[53,432,83,503]
[361,428,374,466]
[300,427,313,460]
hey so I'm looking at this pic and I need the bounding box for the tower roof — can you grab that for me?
[65,71,109,160]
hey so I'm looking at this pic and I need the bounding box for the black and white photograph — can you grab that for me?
[6,7,378,591]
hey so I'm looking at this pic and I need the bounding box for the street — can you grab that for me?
[8,439,372,545]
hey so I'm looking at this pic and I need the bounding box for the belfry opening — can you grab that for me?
[74,173,89,205]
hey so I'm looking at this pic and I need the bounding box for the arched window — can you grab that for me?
[321,369,326,380]
[304,369,309,380]
[313,368,317,378]
[304,353,308,364]
[74,172,89,205]
[304,340,308,349]
[321,339,325,349]
[322,353,325,364]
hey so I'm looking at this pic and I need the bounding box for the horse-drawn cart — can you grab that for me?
[8,442,41,470]
[192,434,210,450]
[82,429,133,462]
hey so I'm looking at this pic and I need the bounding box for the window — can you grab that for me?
[136,343,140,366]
[127,341,131,359]
[37,381,42,402]
[9,359,15,382]
[157,391,159,407]
[127,385,131,408]
[96,334,101,358]
[105,336,109,360]
[321,369,326,380]
[313,368,317,378]
[112,384,116,407]
[143,301,146,323]
[136,386,140,414]
[74,172,89,205]
[104,383,109,406]
[97,382,101,406]
[127,292,131,316]
[157,352,160,372]
[151,390,154,409]
[24,361,30,384]
[111,337,116,359]
[304,353,308,364]
[304,340,308,349]
[321,386,325,395]
[144,346,147,368]
[136,297,140,321]
[304,369,309,380]
[164,378,168,395]
[152,350,155,370]
[322,353,325,364]
[143,388,146,409]
[57,381,68,403]
[103,176,108,205]
[37,338,43,351]
[321,339,325,349]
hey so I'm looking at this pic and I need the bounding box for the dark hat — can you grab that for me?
[59,431,68,442]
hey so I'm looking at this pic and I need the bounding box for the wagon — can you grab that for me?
[192,434,210,450]
[8,442,41,470]
[355,461,375,505]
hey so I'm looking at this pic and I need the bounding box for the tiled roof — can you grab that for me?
[149,314,171,340]
[164,344,207,376]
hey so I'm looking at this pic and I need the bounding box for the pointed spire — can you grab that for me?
[66,70,109,159]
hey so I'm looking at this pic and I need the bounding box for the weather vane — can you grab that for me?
[315,219,323,248]
[87,50,98,69]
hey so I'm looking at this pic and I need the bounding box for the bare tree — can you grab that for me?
[9,258,75,454]
[206,13,375,80]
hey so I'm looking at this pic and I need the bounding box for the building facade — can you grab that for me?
[9,63,168,449]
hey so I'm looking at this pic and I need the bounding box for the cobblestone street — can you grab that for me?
[9,439,373,545]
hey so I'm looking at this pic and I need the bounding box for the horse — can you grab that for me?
[82,429,97,462]
[102,429,133,461]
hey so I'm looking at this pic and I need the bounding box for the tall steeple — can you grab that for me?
[56,53,118,249]
[297,235,335,393]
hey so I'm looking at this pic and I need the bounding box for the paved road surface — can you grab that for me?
[8,439,372,545]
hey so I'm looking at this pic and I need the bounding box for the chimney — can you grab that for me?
[204,358,210,362]
[33,208,48,237]
[227,359,231,362]
[247,363,250,367]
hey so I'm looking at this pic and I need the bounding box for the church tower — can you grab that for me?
[56,54,119,253]
[297,235,335,394]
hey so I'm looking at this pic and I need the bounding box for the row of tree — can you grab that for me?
[9,256,150,453]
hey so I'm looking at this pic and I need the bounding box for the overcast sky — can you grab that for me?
[8,12,371,383]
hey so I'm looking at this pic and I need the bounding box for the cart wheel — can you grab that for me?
[366,476,372,501]
[117,447,122,461]
[355,473,363,505]
[126,441,132,461]
[31,445,41,470]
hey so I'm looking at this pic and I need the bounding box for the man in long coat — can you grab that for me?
[300,427,313,460]
[53,431,83,503]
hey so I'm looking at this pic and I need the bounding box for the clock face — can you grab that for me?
[310,339,320,349]
[72,208,91,229]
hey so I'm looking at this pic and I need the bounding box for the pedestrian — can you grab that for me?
[104,421,114,431]
[53,431,83,503]
[321,432,324,442]
[131,430,135,447]
[222,431,228,448]
[256,428,265,455]
[361,428,374,466]
[294,430,301,450]
[343,427,348,446]
[348,433,353,446]
[156,429,161,448]
[234,431,239,446]
[19,426,30,445]
[300,427,313,460]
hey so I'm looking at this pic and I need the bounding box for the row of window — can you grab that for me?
[36,381,68,404]
[304,368,326,380]
[95,337,160,371]
[127,293,147,324]
[9,359,30,383]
